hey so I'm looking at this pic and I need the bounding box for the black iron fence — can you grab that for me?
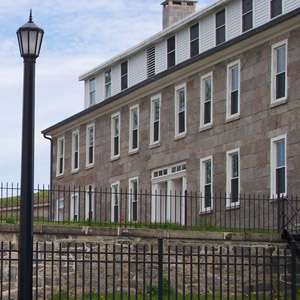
[0,184,299,232]
[0,238,299,300]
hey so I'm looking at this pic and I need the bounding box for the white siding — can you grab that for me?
[176,27,189,64]
[129,50,147,87]
[227,0,241,40]
[201,15,215,53]
[96,73,104,104]
[155,40,167,74]
[84,80,89,109]
[111,64,121,96]
[284,0,300,13]
[255,0,269,27]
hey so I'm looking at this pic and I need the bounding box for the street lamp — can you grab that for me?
[17,10,43,300]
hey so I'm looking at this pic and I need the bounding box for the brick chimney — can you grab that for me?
[161,0,197,29]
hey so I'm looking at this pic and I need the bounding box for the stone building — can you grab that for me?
[42,0,300,222]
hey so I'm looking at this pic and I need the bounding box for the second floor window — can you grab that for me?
[72,131,79,172]
[89,78,95,105]
[190,23,199,58]
[216,9,226,45]
[111,113,120,159]
[150,95,161,145]
[242,0,253,32]
[57,137,64,176]
[167,36,176,68]
[175,84,186,138]
[200,72,213,129]
[227,60,240,119]
[121,61,128,90]
[105,69,111,98]
[271,0,282,18]
[129,105,139,152]
[86,124,94,167]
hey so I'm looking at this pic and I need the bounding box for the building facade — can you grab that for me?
[43,0,300,222]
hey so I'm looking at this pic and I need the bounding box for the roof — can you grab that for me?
[160,0,198,4]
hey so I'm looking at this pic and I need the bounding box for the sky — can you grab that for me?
[0,0,213,186]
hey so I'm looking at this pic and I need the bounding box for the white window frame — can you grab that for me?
[111,181,120,223]
[56,137,65,176]
[174,83,187,139]
[215,8,226,46]
[271,39,288,106]
[167,35,176,68]
[121,60,128,91]
[129,104,139,153]
[226,60,240,121]
[200,156,213,213]
[56,198,64,221]
[150,94,161,146]
[71,130,79,173]
[85,184,95,220]
[200,72,213,130]
[226,148,240,208]
[105,69,111,98]
[128,177,139,222]
[270,134,287,197]
[86,123,95,168]
[89,78,95,106]
[70,193,79,221]
[190,23,199,58]
[111,112,121,160]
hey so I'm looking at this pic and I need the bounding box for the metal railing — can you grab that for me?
[0,238,298,299]
[0,184,299,232]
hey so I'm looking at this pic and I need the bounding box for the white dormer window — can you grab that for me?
[271,0,282,19]
[105,69,111,98]
[121,61,128,90]
[167,36,176,68]
[190,23,199,58]
[216,9,226,45]
[89,78,95,105]
[242,0,253,32]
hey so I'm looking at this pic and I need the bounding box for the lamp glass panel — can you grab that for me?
[29,30,38,55]
[21,31,29,54]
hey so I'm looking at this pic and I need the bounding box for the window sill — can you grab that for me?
[225,114,240,123]
[71,169,79,175]
[56,173,64,179]
[149,142,160,149]
[85,164,94,170]
[270,98,287,108]
[225,203,240,210]
[128,149,139,155]
[199,208,213,215]
[199,124,213,132]
[110,155,120,162]
[174,132,186,141]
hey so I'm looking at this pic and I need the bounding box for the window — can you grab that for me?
[129,177,138,222]
[200,156,213,212]
[86,124,95,167]
[150,94,161,145]
[129,105,139,152]
[85,185,95,220]
[147,46,155,78]
[174,83,186,138]
[226,60,240,120]
[111,182,120,223]
[167,36,176,68]
[56,137,64,176]
[71,131,79,172]
[56,198,64,221]
[271,135,287,196]
[190,23,199,58]
[111,112,120,159]
[271,40,287,104]
[271,0,282,18]
[105,69,111,98]
[200,72,213,129]
[121,61,128,90]
[242,0,253,32]
[226,149,240,207]
[216,9,226,45]
[70,193,79,221]
[89,78,95,105]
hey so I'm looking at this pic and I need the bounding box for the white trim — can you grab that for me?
[189,22,200,58]
[70,193,79,221]
[128,176,139,222]
[56,197,64,221]
[150,94,161,146]
[270,134,287,197]
[226,148,240,208]
[86,123,95,168]
[71,130,80,173]
[111,181,120,222]
[56,136,65,177]
[200,155,213,213]
[111,112,121,160]
[174,82,187,139]
[200,71,213,130]
[85,184,95,220]
[215,6,227,46]
[270,39,288,105]
[226,59,241,121]
[129,104,139,153]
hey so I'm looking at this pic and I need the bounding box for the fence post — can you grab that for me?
[291,240,297,300]
[89,185,92,226]
[158,237,163,300]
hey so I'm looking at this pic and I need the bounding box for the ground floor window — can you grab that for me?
[111,182,120,222]
[85,185,95,220]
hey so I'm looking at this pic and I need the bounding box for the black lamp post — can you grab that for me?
[17,11,43,300]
